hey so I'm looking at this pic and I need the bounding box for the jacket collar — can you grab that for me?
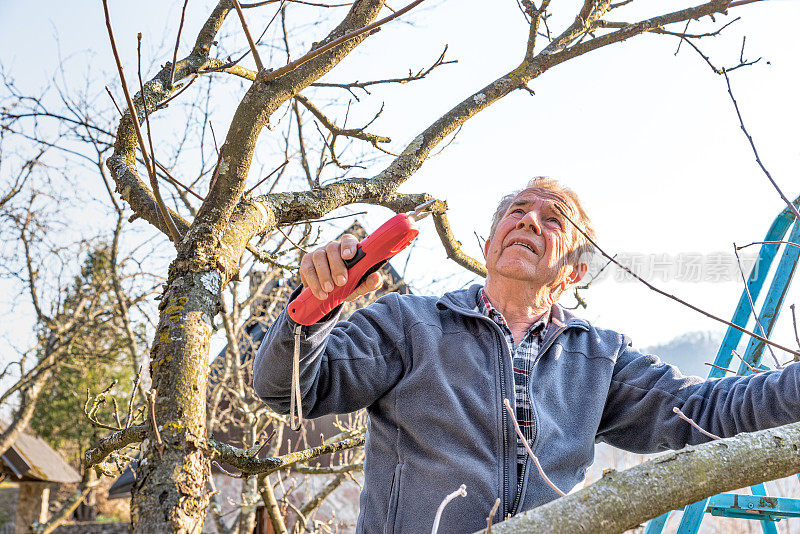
[436,284,590,331]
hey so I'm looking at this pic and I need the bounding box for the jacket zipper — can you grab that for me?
[496,329,511,517]
[510,323,570,516]
[442,300,586,518]
[471,314,514,517]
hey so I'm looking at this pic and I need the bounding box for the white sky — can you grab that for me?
[1,0,799,368]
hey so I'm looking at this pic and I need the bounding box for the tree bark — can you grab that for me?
[14,482,50,534]
[131,271,219,533]
[258,474,288,534]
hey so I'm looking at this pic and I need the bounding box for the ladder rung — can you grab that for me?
[706,493,800,521]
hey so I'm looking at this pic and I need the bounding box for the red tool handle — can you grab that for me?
[288,213,419,325]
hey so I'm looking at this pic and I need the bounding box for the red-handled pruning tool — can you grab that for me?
[288,199,435,325]
[286,199,435,429]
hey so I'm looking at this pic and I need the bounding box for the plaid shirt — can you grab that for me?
[478,290,549,475]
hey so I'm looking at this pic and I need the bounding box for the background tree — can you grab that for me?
[29,246,143,459]
[0,79,157,529]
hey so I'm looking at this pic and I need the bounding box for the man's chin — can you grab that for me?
[491,263,539,283]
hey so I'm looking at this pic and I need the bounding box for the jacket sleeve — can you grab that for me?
[252,290,408,418]
[596,337,800,453]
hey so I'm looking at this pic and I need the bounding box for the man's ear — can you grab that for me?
[483,237,491,261]
[560,262,588,290]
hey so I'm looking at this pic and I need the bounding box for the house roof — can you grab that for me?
[107,461,136,499]
[0,424,81,483]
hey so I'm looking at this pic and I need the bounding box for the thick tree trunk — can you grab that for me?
[15,482,50,534]
[131,269,220,533]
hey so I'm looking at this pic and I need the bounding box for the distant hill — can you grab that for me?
[643,331,723,378]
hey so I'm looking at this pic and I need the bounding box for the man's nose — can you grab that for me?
[516,211,541,234]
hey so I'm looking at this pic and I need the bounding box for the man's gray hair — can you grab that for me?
[488,177,596,266]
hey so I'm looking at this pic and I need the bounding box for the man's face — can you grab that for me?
[484,188,584,292]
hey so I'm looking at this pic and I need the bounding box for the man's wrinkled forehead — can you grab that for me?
[511,187,577,216]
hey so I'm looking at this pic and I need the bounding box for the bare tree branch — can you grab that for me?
[724,69,800,222]
[489,420,800,533]
[208,435,364,475]
[84,424,147,469]
[101,0,182,245]
[232,0,266,72]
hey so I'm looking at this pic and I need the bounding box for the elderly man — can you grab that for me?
[254,177,800,533]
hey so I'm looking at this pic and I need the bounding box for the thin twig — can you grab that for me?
[503,398,566,497]
[732,348,765,373]
[792,304,800,352]
[275,226,309,253]
[312,45,455,95]
[241,0,351,6]
[156,74,199,109]
[136,33,182,245]
[147,389,165,456]
[674,20,690,55]
[431,485,467,534]
[125,365,143,428]
[485,498,501,533]
[278,210,368,228]
[474,231,487,260]
[244,160,289,196]
[736,240,800,251]
[729,0,768,7]
[105,86,122,116]
[232,0,265,72]
[199,2,287,76]
[704,362,736,375]
[208,146,224,193]
[672,407,721,440]
[246,244,295,270]
[251,430,277,458]
[567,254,617,310]
[100,0,182,244]
[112,397,122,429]
[154,160,206,200]
[136,33,159,169]
[262,0,429,83]
[209,122,220,156]
[723,69,800,222]
[555,205,800,359]
[169,0,191,87]
[733,242,780,368]
[213,460,244,478]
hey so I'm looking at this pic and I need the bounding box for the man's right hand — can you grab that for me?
[299,233,383,302]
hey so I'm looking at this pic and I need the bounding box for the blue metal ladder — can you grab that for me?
[643,199,800,534]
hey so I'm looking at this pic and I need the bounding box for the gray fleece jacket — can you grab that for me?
[253,284,800,534]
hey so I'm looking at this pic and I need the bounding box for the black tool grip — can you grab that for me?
[343,247,367,269]
[343,247,385,289]
[354,259,388,288]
